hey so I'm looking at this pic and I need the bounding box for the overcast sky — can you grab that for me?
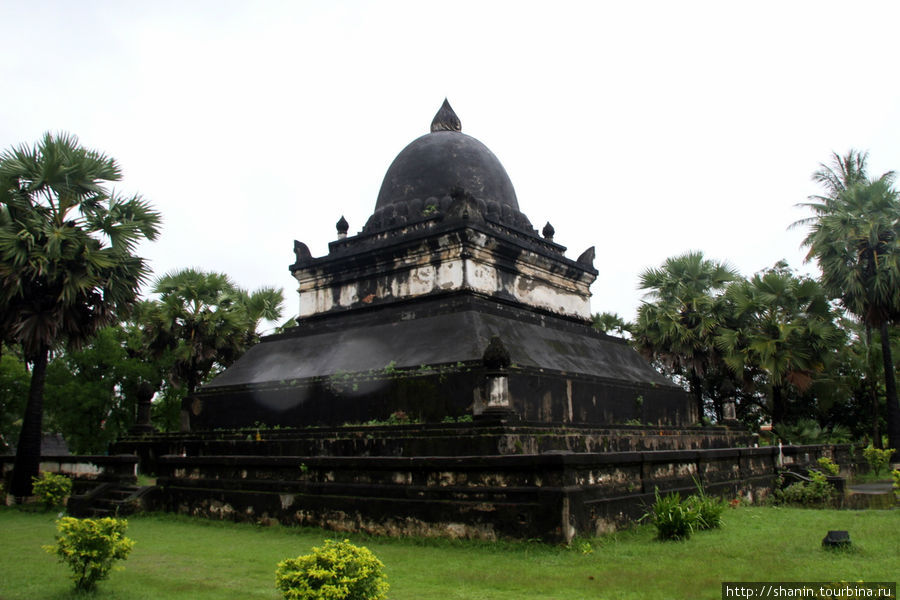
[3,1,899,325]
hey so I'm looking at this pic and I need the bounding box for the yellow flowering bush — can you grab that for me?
[862,446,895,477]
[31,472,72,510]
[275,539,388,600]
[44,517,134,592]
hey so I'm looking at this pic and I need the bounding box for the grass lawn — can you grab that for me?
[0,506,896,599]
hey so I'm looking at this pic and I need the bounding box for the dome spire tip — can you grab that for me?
[431,98,461,133]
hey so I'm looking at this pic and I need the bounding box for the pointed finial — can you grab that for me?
[542,222,555,241]
[336,215,349,239]
[482,336,511,370]
[431,98,462,132]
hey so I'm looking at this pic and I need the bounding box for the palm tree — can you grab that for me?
[798,175,900,452]
[716,265,841,425]
[591,312,632,337]
[0,133,160,496]
[808,150,875,202]
[633,251,739,421]
[796,150,895,447]
[237,285,286,341]
[142,268,284,430]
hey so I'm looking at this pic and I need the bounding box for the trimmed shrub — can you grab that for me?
[816,457,840,476]
[31,472,72,510]
[275,539,389,600]
[774,470,834,506]
[44,517,134,592]
[862,446,895,477]
[643,489,701,541]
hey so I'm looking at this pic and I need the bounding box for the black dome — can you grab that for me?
[374,101,519,212]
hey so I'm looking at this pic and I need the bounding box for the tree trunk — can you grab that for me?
[9,345,49,498]
[879,321,900,457]
[865,326,882,448]
[689,371,704,424]
[180,367,198,432]
[869,379,883,449]
[771,384,785,426]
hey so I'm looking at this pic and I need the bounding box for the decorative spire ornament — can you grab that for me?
[542,222,555,241]
[336,215,349,239]
[431,98,462,132]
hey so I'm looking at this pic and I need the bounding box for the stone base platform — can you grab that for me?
[112,425,858,542]
[148,444,852,542]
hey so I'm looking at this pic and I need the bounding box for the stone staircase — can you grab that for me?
[68,482,156,518]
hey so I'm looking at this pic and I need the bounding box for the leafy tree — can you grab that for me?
[591,312,632,336]
[716,263,842,425]
[633,251,740,420]
[148,381,185,433]
[822,314,891,443]
[0,133,160,496]
[797,152,900,453]
[141,268,284,430]
[43,325,163,453]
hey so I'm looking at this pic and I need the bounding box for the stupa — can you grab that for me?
[111,101,773,543]
[188,100,695,429]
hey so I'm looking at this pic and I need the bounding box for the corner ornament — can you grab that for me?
[290,240,313,272]
[577,246,595,268]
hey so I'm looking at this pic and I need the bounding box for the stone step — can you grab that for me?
[89,507,115,517]
[844,481,896,509]
[68,483,153,518]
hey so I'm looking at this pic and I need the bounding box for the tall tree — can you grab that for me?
[141,268,284,430]
[633,251,740,420]
[797,151,900,453]
[796,150,896,446]
[716,264,842,425]
[0,133,160,496]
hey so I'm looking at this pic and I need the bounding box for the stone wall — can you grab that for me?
[147,444,857,543]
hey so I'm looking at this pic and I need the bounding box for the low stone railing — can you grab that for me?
[0,454,138,487]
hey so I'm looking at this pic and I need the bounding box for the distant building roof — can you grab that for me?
[4,432,70,456]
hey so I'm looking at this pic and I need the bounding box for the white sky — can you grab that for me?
[3,1,900,324]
